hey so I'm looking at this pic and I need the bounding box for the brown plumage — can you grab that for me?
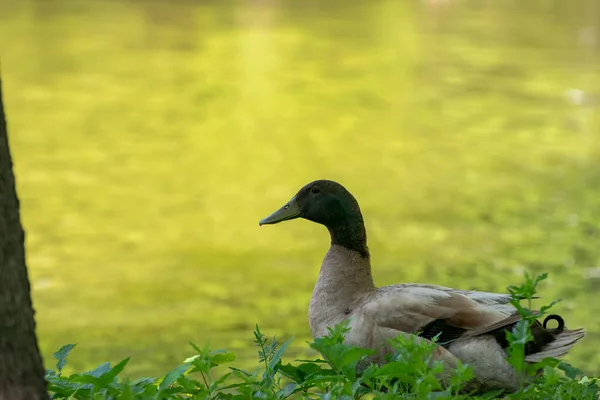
[259,179,585,393]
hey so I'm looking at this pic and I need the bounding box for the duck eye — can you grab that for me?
[311,186,320,194]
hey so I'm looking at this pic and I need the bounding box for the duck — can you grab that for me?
[259,179,585,393]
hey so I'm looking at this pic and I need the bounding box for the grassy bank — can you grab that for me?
[45,274,599,399]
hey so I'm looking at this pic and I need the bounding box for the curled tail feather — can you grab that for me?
[523,314,585,362]
[466,312,585,362]
[542,314,565,333]
[525,327,586,363]
[418,312,585,363]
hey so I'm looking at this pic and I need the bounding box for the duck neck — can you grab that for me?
[308,243,375,337]
[328,218,369,258]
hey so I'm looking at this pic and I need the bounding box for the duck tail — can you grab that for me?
[524,315,585,363]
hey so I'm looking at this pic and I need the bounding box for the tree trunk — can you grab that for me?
[0,77,49,399]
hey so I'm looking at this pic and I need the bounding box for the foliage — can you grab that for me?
[46,273,598,399]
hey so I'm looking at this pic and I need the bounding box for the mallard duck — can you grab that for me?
[259,179,585,393]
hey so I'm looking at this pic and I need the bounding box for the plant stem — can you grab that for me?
[201,371,212,399]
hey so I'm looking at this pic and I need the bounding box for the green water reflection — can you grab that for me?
[1,0,599,377]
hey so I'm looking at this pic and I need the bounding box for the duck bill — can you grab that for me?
[259,196,301,225]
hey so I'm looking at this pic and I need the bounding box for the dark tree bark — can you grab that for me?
[0,77,49,399]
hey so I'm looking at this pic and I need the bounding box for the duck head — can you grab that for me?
[259,179,369,257]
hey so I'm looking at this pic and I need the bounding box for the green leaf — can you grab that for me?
[53,344,77,373]
[559,362,585,380]
[277,363,303,383]
[212,352,236,366]
[506,318,534,375]
[184,354,200,363]
[176,375,201,393]
[372,361,412,378]
[212,382,246,392]
[211,371,233,391]
[100,357,130,384]
[268,337,293,371]
[539,298,562,315]
[131,377,157,387]
[356,363,379,382]
[508,272,549,303]
[47,376,83,398]
[293,358,329,363]
[159,364,191,392]
[83,362,112,378]
[448,360,474,390]
[310,337,373,379]
[69,373,104,387]
[228,367,253,378]
[189,341,204,354]
[277,382,297,398]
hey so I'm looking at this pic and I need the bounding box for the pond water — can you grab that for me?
[1,0,599,377]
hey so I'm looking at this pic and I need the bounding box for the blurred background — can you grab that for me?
[1,0,599,378]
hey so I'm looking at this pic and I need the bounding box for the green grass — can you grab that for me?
[45,273,599,399]
[1,0,599,379]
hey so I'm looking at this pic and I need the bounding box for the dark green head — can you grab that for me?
[259,180,369,257]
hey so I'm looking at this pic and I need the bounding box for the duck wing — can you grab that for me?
[361,284,513,341]
[358,283,585,360]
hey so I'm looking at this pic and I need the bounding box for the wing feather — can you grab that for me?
[361,284,513,337]
[354,283,583,365]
